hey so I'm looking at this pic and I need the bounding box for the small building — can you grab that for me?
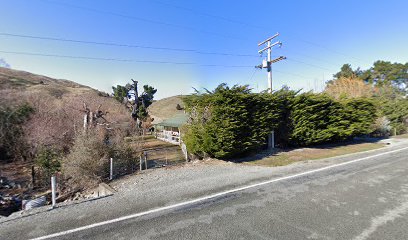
[155,113,188,145]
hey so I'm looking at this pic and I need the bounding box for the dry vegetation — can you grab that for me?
[0,67,139,211]
[148,95,185,123]
[324,76,378,99]
[244,142,384,167]
[0,67,133,156]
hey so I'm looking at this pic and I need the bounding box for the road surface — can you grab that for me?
[1,143,408,240]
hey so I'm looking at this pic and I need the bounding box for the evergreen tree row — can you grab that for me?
[182,84,377,159]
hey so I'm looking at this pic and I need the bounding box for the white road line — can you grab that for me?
[31,146,408,240]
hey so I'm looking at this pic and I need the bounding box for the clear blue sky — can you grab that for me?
[1,0,407,99]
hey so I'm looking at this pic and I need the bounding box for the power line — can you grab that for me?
[0,49,318,81]
[273,69,314,79]
[285,58,334,72]
[40,0,246,41]
[282,50,340,68]
[0,50,254,68]
[148,0,365,64]
[0,32,257,57]
[41,0,363,64]
[0,32,340,72]
[150,0,264,30]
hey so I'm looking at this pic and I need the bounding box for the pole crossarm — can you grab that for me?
[258,41,282,54]
[258,32,280,46]
[270,56,286,64]
[255,32,286,93]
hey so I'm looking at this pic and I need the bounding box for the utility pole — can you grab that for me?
[256,33,286,149]
[256,33,286,93]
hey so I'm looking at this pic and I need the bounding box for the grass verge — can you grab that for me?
[393,134,408,139]
[244,142,385,167]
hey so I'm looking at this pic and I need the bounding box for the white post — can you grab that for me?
[144,152,148,170]
[109,158,113,180]
[165,149,168,165]
[83,114,88,130]
[140,156,143,171]
[51,176,57,208]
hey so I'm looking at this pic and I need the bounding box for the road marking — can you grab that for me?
[31,146,408,240]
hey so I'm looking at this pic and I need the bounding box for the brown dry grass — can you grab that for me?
[245,142,385,167]
[148,95,185,123]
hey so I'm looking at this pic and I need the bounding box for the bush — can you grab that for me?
[34,147,62,188]
[289,94,376,146]
[182,85,378,159]
[35,147,61,175]
[380,98,408,134]
[289,93,348,146]
[182,85,292,158]
[62,128,138,189]
[62,130,110,189]
[0,103,34,161]
[372,116,392,136]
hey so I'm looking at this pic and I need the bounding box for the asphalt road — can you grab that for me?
[1,144,408,240]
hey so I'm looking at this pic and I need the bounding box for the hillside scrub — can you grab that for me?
[62,128,138,189]
[0,103,34,161]
[182,84,377,159]
[1,67,133,161]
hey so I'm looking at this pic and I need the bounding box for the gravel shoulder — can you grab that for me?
[1,138,408,239]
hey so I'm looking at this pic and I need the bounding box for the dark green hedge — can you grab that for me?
[182,85,377,159]
[289,94,376,146]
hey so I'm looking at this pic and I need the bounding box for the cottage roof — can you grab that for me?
[156,113,188,128]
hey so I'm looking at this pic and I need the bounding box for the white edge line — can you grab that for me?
[31,146,408,240]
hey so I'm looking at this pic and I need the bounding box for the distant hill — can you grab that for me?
[0,67,132,154]
[148,95,185,124]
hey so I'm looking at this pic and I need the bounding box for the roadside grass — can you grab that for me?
[244,142,385,167]
[393,134,408,139]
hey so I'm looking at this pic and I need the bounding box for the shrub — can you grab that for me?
[289,94,376,146]
[0,103,34,161]
[34,147,62,188]
[372,116,392,136]
[62,127,138,189]
[289,93,349,146]
[182,84,290,158]
[182,85,378,159]
[35,147,61,175]
[62,130,110,189]
[380,98,408,134]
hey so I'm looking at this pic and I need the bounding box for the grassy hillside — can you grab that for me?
[0,67,133,157]
[148,95,185,124]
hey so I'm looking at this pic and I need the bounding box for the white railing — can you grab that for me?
[156,130,180,145]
